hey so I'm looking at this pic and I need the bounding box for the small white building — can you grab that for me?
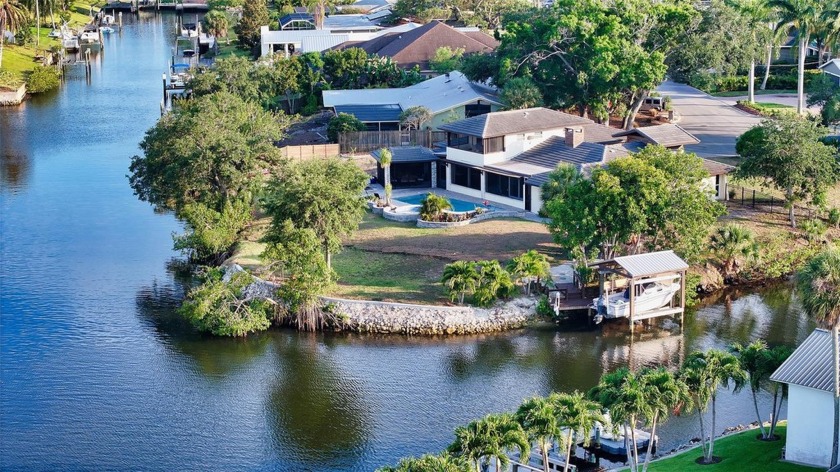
[770,329,838,469]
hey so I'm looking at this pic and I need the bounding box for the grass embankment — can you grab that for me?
[640,426,819,472]
[0,1,105,87]
[228,212,561,305]
[711,89,796,97]
[736,100,798,118]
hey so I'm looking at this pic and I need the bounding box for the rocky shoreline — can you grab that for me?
[226,264,540,335]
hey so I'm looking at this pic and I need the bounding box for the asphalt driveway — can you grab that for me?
[656,81,764,157]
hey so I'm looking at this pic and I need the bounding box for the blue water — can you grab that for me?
[397,193,488,212]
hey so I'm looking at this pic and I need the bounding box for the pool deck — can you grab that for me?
[365,185,546,223]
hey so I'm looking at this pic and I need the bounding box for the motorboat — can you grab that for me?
[102,14,115,25]
[48,29,62,38]
[592,281,680,320]
[588,414,658,456]
[100,26,115,34]
[79,30,100,44]
[180,22,199,37]
[63,37,80,51]
[182,49,196,57]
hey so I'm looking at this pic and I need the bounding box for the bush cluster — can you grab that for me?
[26,66,61,94]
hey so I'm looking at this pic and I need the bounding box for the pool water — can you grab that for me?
[397,193,488,212]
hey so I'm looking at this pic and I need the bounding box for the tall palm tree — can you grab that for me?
[377,452,472,472]
[767,0,826,114]
[796,247,840,467]
[516,396,564,472]
[681,349,747,464]
[507,250,551,296]
[551,391,604,472]
[763,345,793,439]
[0,0,28,69]
[638,368,690,472]
[731,0,776,103]
[442,260,479,305]
[378,148,392,206]
[449,413,530,472]
[203,10,229,39]
[588,368,649,472]
[709,224,759,278]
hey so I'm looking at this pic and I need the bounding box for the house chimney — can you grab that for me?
[565,127,584,148]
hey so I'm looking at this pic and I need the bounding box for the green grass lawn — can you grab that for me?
[331,247,446,303]
[641,426,820,472]
[711,89,796,97]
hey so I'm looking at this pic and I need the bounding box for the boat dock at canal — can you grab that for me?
[105,0,208,12]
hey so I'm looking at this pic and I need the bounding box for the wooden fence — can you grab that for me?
[279,144,341,160]
[338,130,447,154]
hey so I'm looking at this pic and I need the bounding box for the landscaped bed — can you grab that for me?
[639,426,819,472]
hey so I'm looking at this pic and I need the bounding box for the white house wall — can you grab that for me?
[785,384,833,468]
[530,185,543,214]
[701,174,728,200]
[444,166,526,210]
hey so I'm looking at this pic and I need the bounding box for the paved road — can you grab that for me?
[656,81,763,157]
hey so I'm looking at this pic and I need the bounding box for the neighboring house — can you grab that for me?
[333,20,498,73]
[259,14,419,57]
[336,0,395,14]
[770,329,837,469]
[820,59,840,87]
[322,71,502,131]
[434,107,706,213]
[778,31,825,63]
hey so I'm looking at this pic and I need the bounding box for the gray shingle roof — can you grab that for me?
[614,124,699,147]
[334,104,402,122]
[439,107,593,138]
[770,329,836,393]
[608,250,689,277]
[512,136,607,167]
[701,158,734,176]
[371,146,438,163]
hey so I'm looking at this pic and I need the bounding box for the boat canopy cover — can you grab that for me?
[591,250,688,278]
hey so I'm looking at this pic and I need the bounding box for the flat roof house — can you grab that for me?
[770,329,838,469]
[322,71,502,131]
[436,108,707,213]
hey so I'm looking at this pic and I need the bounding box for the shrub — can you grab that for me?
[327,112,365,141]
[828,208,840,229]
[419,193,452,221]
[536,295,554,317]
[800,219,827,243]
[179,268,272,336]
[301,94,319,116]
[473,260,515,307]
[26,66,61,94]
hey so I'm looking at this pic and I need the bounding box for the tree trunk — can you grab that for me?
[36,1,41,46]
[541,444,550,472]
[630,419,640,468]
[384,165,391,205]
[831,324,840,467]
[641,412,658,472]
[624,91,649,130]
[768,386,779,438]
[796,36,806,115]
[761,46,772,90]
[624,424,634,471]
[708,395,717,462]
[698,404,708,458]
[326,247,332,270]
[748,60,756,104]
[0,30,5,70]
[564,429,574,472]
[752,387,767,438]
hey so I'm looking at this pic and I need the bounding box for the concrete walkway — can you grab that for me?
[656,81,763,157]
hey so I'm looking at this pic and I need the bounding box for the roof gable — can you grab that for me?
[820,59,840,78]
[614,124,700,147]
[771,329,836,393]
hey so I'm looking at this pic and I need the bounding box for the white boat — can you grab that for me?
[592,281,680,319]
[48,29,62,38]
[588,415,658,456]
[100,26,115,34]
[79,31,100,44]
[102,14,115,24]
[63,37,80,51]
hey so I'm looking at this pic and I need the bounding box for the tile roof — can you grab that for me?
[334,104,402,122]
[371,146,438,163]
[770,329,835,393]
[439,107,593,138]
[614,124,700,147]
[337,20,498,69]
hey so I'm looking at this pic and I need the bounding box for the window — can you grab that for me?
[451,164,481,190]
[485,172,522,200]
[715,175,720,196]
[483,136,505,153]
[465,103,491,118]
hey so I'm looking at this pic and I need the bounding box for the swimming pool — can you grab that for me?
[396,194,489,212]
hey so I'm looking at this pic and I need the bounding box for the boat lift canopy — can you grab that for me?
[589,250,688,279]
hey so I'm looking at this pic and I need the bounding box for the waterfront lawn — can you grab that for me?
[640,426,820,472]
[331,248,444,303]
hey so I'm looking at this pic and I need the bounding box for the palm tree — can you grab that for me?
[731,340,772,438]
[767,0,826,114]
[709,224,759,278]
[588,368,649,472]
[474,260,515,308]
[507,250,551,295]
[516,396,564,472]
[732,0,776,103]
[449,413,530,472]
[681,349,747,464]
[378,452,472,472]
[763,344,793,439]
[551,391,604,472]
[0,0,28,69]
[442,260,479,305]
[796,247,840,467]
[203,10,229,40]
[378,148,392,206]
[638,368,690,472]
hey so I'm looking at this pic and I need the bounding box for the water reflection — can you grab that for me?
[0,107,30,191]
[267,333,371,469]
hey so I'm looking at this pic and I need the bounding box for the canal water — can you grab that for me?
[0,12,816,471]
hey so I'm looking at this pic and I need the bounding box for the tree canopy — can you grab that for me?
[735,117,840,227]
